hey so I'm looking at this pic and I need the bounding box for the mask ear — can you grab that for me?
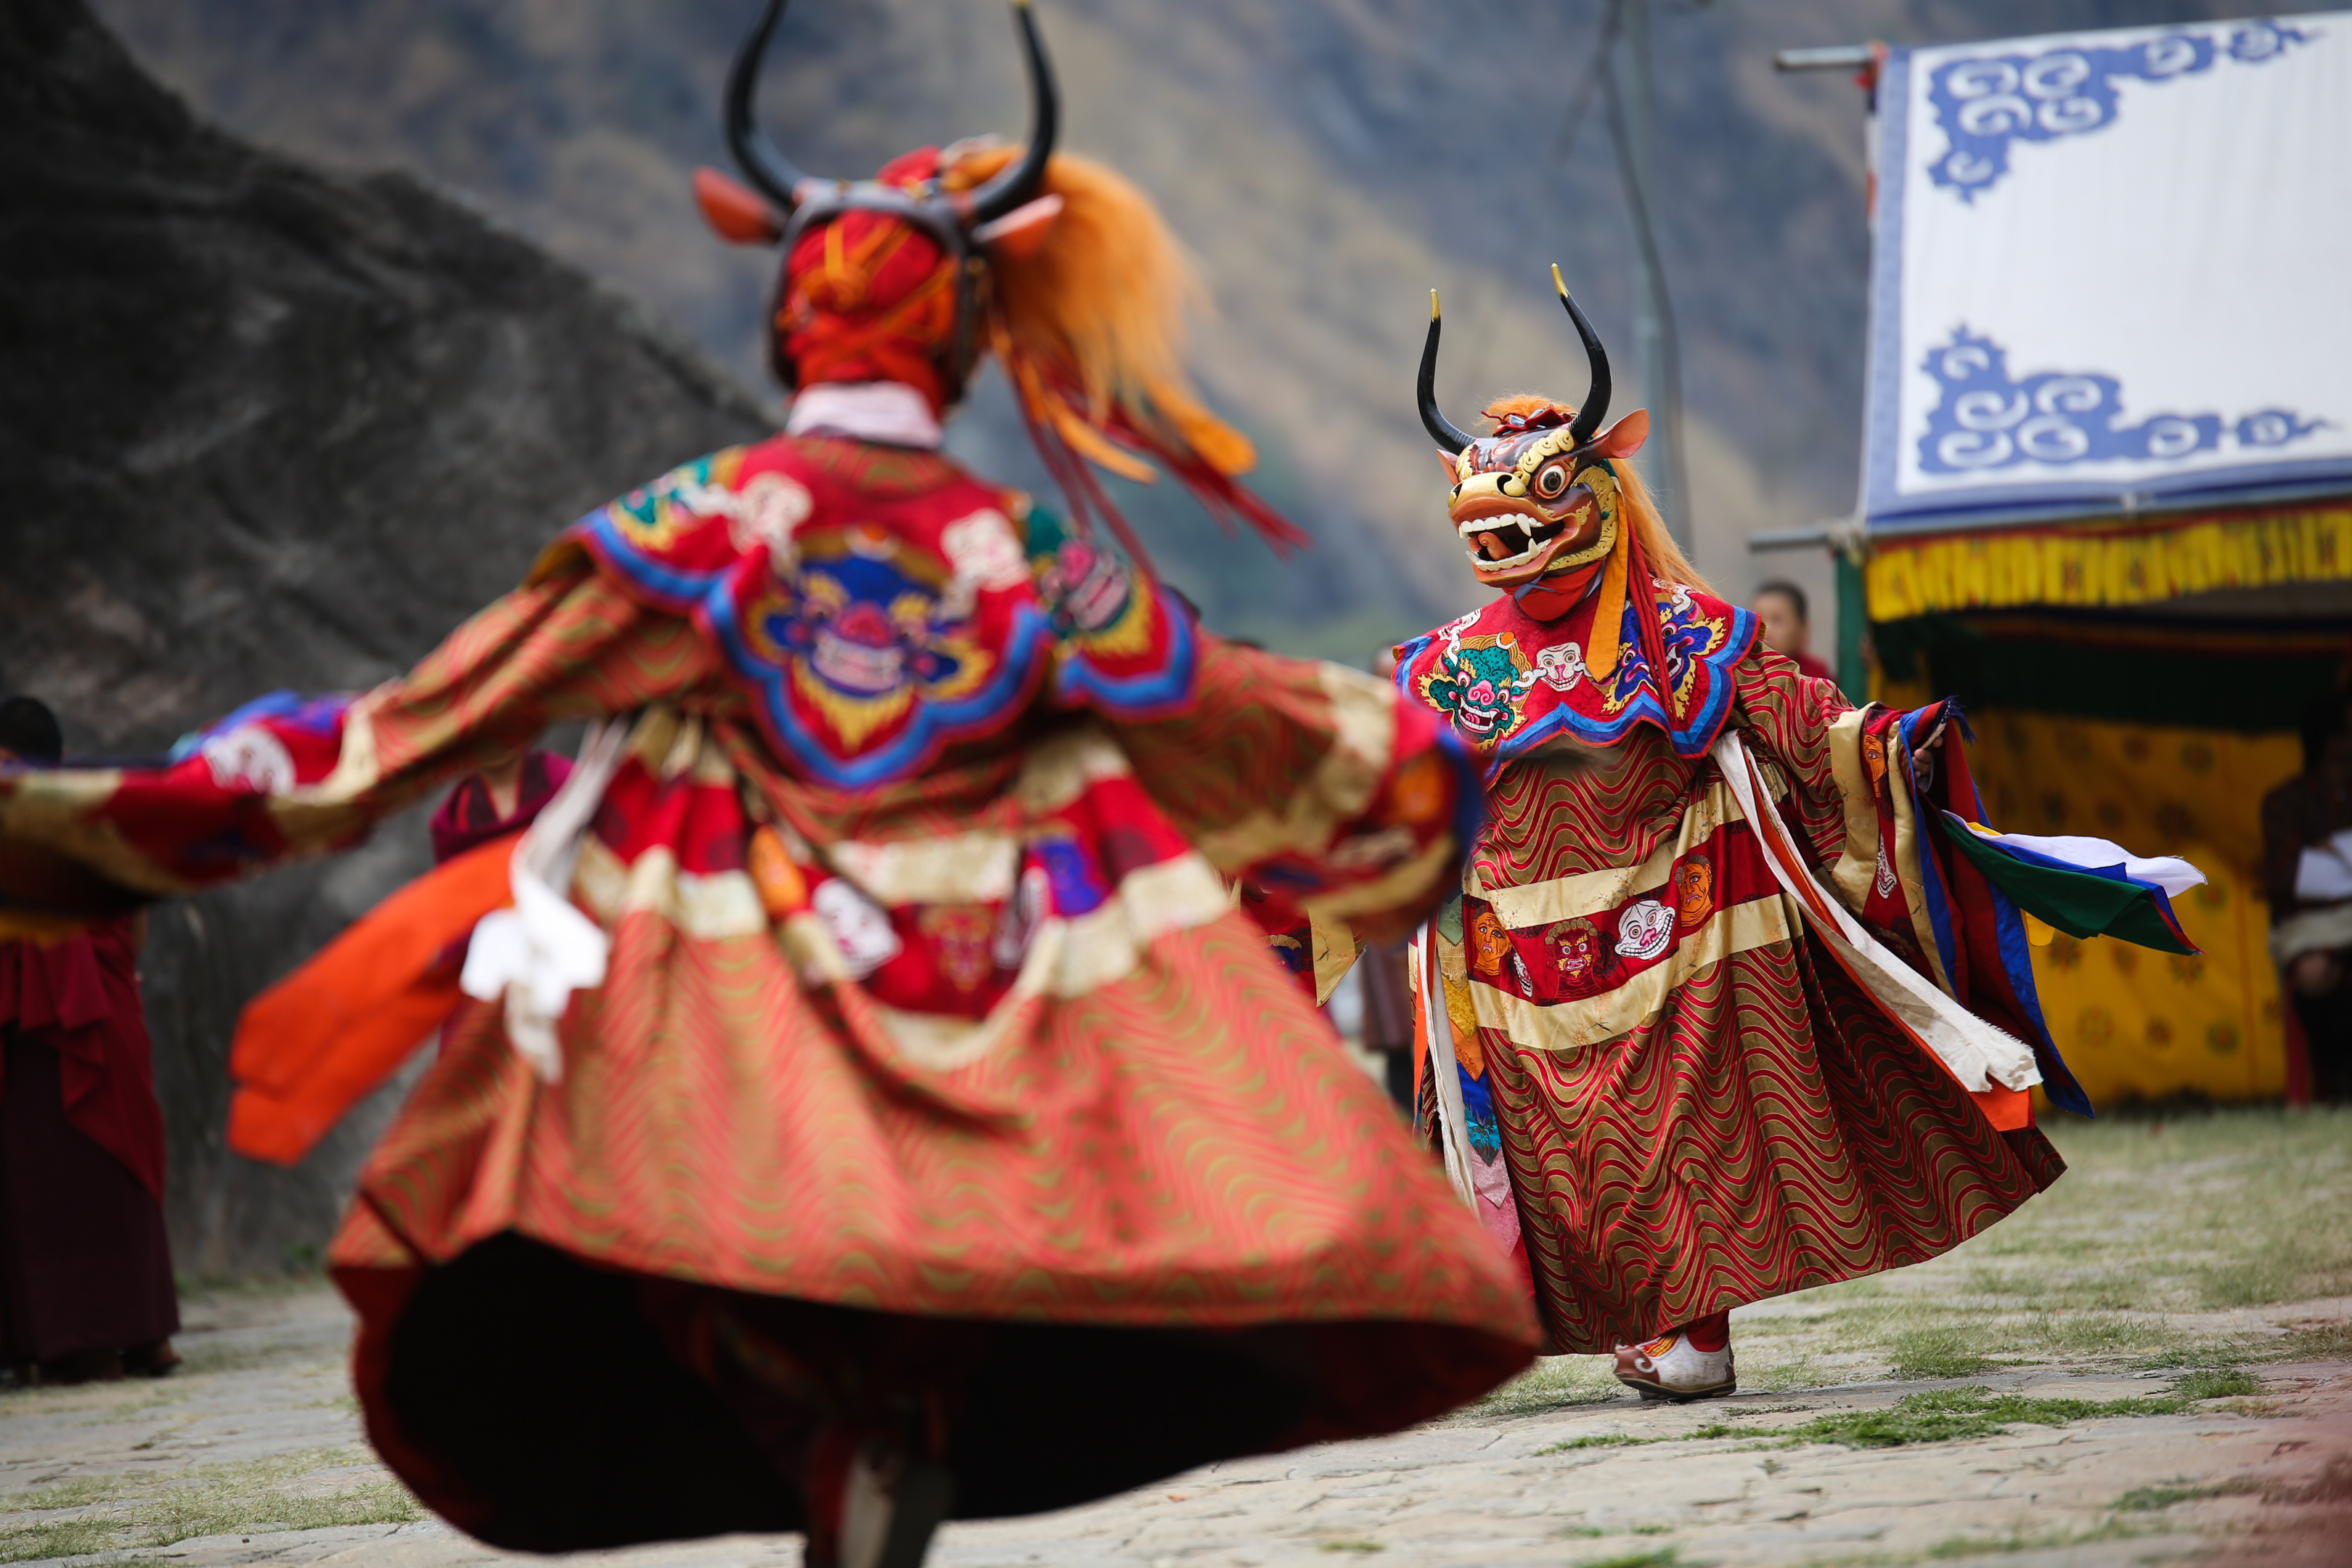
[1595,409,1649,458]
[693,167,785,245]
[972,194,1064,261]
[1434,447,1466,483]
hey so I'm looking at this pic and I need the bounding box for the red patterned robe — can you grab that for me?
[1395,578,2066,1355]
[0,432,1538,1548]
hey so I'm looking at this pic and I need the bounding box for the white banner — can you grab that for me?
[1863,13,2352,528]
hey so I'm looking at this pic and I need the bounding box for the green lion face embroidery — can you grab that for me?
[1418,632,1536,746]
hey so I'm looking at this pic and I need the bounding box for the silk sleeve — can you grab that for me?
[0,553,722,905]
[1728,646,1857,867]
[1104,636,1482,944]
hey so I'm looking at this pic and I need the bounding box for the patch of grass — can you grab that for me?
[1887,1326,1990,1381]
[2269,1320,2352,1362]
[1728,1383,2241,1451]
[2114,1478,2260,1511]
[1744,1353,1843,1393]
[1318,1540,1384,1554]
[2173,1367,2261,1400]
[1535,1434,1644,1454]
[2028,1312,2182,1357]
[1922,1523,2138,1559]
[1466,1355,1620,1418]
[2133,1339,2257,1371]
[0,1474,136,1513]
[0,1517,119,1561]
[134,1453,422,1547]
[1573,1549,1678,1568]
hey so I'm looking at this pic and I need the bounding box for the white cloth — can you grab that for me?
[1415,932,1479,1211]
[2295,830,2352,903]
[458,722,629,1081]
[784,381,944,449]
[1961,827,2205,899]
[1866,15,2352,524]
[1715,731,2041,1095]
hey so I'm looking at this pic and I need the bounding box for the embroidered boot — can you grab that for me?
[805,1423,956,1568]
[1612,1310,1734,1402]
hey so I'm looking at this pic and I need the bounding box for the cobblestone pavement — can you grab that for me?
[0,1282,2344,1568]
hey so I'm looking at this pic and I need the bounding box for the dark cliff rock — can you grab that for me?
[0,0,769,1273]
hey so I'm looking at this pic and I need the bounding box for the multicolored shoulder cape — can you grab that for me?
[557,433,1193,790]
[1393,577,1757,767]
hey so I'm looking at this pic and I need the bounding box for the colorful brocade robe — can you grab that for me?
[0,431,1540,1534]
[1393,576,2102,1355]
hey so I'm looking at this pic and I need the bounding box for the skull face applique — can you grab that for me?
[1614,898,1675,963]
[812,877,903,979]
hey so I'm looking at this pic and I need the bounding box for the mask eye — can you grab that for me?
[1533,462,1572,500]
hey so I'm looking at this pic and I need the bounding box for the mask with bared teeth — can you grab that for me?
[1418,266,1653,613]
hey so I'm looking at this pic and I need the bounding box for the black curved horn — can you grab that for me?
[1418,290,1478,453]
[725,0,814,213]
[1553,265,1612,444]
[963,0,1061,224]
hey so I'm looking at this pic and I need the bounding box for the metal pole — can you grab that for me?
[1612,0,1690,552]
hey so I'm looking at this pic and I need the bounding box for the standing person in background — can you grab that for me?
[2261,689,2352,1104]
[429,750,574,867]
[0,696,179,1384]
[1749,579,1835,684]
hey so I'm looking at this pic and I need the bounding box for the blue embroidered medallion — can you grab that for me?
[1918,330,2327,475]
[1927,22,2311,201]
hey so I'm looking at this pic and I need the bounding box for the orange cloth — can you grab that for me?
[228,832,519,1166]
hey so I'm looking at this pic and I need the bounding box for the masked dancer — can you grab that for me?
[0,7,1542,1563]
[1389,271,2202,1402]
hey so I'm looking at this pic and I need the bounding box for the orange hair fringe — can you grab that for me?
[945,144,1307,556]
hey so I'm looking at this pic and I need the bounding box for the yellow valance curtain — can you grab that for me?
[1866,504,2352,623]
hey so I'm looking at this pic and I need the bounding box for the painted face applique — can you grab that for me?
[1468,906,1513,979]
[1419,631,1538,748]
[812,878,902,979]
[1614,898,1675,962]
[1553,919,1605,993]
[919,904,995,993]
[1674,858,1714,928]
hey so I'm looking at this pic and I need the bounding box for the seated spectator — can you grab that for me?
[1749,579,1836,684]
[0,696,179,1383]
[2262,689,2352,1105]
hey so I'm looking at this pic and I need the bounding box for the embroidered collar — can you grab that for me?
[1394,578,1757,770]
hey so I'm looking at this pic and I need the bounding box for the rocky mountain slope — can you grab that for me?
[0,0,766,1272]
[83,0,2321,658]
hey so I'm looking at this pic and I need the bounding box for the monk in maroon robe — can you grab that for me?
[0,696,179,1383]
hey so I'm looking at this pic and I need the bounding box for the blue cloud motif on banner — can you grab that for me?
[1927,20,2311,200]
[1917,331,2327,474]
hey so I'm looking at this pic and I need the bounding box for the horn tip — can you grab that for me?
[1551,263,1568,298]
[1429,289,1441,322]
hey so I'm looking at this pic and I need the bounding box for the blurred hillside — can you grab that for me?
[88,0,2322,662]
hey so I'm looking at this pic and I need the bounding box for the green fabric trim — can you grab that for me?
[1936,818,2194,955]
[1836,551,1869,706]
[1873,613,2340,732]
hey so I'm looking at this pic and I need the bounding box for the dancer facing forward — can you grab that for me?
[0,7,1540,1564]
[1387,271,2202,1401]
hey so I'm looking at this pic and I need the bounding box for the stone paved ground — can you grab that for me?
[1,1108,2346,1568]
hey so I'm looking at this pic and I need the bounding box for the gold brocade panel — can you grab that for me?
[1925,705,2298,1105]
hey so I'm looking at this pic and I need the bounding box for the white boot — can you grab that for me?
[1612,1328,1735,1402]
